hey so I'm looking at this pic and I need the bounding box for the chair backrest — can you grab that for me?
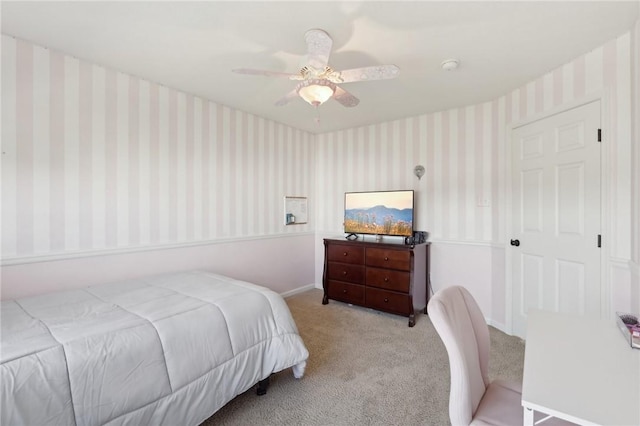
[427,286,491,426]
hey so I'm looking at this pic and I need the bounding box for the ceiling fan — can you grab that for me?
[233,29,400,109]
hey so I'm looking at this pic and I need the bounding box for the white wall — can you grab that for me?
[314,26,640,325]
[2,23,638,322]
[1,234,316,300]
[632,19,640,313]
[1,35,316,299]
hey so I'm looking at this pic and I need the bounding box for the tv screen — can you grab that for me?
[344,190,414,237]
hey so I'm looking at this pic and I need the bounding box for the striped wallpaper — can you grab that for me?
[2,35,314,260]
[315,30,636,262]
[1,27,637,268]
[315,104,500,243]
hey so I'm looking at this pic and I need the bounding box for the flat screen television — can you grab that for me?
[344,190,414,237]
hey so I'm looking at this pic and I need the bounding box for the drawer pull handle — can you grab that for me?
[384,298,389,303]
[342,271,347,276]
[384,257,389,261]
[384,277,389,282]
[343,252,348,256]
[343,289,347,294]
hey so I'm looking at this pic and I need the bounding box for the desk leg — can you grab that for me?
[523,407,534,426]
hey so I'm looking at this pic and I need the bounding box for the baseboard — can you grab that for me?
[281,284,316,299]
[486,318,510,336]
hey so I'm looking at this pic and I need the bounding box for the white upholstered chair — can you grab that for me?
[428,286,571,426]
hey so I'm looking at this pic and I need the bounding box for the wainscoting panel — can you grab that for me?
[1,233,316,300]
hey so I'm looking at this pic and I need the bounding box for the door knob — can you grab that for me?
[510,239,520,247]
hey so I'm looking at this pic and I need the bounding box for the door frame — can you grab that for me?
[504,91,610,336]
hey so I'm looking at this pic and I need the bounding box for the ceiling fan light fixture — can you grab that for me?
[296,79,336,106]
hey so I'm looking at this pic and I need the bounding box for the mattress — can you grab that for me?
[1,270,309,425]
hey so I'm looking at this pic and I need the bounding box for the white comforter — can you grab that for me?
[1,270,309,426]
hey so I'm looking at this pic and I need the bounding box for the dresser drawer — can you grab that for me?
[327,244,365,265]
[365,287,412,316]
[366,248,411,271]
[366,267,410,293]
[327,281,365,305]
[327,262,364,284]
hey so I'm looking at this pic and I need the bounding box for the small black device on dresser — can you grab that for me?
[322,238,431,327]
[405,230,428,246]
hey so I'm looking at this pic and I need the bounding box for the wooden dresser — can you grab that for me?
[322,238,430,327]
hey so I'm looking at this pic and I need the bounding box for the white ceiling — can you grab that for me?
[2,1,638,133]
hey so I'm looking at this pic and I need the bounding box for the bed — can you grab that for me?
[0,270,309,426]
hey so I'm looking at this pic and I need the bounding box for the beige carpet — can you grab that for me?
[203,288,525,425]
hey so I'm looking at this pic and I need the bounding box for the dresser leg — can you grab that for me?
[322,293,328,304]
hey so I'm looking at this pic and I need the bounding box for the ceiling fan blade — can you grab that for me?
[334,65,400,83]
[233,68,301,80]
[275,89,299,106]
[304,29,333,69]
[333,86,359,108]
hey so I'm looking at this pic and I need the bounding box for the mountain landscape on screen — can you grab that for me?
[344,205,412,236]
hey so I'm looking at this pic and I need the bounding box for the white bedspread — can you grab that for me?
[1,270,309,426]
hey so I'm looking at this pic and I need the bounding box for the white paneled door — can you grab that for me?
[511,101,601,338]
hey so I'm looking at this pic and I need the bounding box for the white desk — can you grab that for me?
[522,310,640,426]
